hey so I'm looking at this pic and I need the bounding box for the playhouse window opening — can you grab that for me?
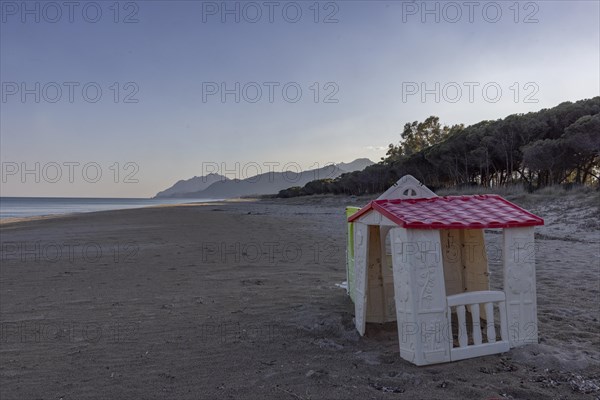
[484,228,504,292]
[402,188,418,196]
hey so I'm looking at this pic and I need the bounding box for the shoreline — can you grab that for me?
[0,198,249,226]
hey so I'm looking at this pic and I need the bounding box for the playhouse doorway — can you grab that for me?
[365,226,396,323]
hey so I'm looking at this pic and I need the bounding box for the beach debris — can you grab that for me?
[314,338,343,351]
[355,351,381,366]
[496,360,518,372]
[305,369,328,379]
[273,385,305,399]
[242,279,264,286]
[347,175,544,365]
[193,296,204,304]
[569,374,600,394]
[158,372,176,382]
[369,381,405,393]
[530,369,600,394]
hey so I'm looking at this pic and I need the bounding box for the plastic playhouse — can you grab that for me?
[345,176,544,366]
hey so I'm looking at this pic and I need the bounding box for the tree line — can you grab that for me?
[278,97,600,197]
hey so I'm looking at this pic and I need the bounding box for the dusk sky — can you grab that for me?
[1,0,599,197]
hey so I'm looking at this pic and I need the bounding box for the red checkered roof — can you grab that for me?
[347,195,544,229]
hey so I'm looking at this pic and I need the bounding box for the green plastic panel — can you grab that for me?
[346,206,361,302]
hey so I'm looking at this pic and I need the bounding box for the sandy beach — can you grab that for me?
[1,193,599,399]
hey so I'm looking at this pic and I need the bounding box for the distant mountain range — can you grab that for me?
[154,158,374,199]
[154,173,225,198]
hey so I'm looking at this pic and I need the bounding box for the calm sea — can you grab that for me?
[0,197,218,219]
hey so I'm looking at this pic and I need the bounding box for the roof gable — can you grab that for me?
[377,174,437,200]
[348,195,544,229]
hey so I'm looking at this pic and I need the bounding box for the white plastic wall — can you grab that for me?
[380,226,396,322]
[354,222,368,336]
[503,226,538,347]
[390,227,451,366]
